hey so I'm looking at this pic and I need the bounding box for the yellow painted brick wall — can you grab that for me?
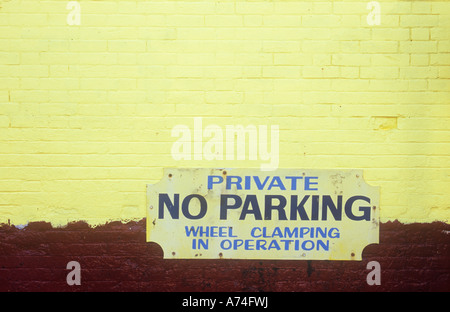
[0,0,448,226]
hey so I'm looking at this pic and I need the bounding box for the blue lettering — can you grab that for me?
[253,176,270,190]
[284,227,298,238]
[245,240,254,250]
[207,175,223,189]
[268,176,286,190]
[305,176,319,191]
[251,227,262,238]
[226,176,243,190]
[233,239,244,250]
[317,240,329,251]
[285,176,303,190]
[329,228,340,238]
[302,240,315,251]
[268,240,281,250]
[185,226,200,237]
[221,239,232,250]
[256,240,267,250]
[300,227,311,238]
[272,227,283,238]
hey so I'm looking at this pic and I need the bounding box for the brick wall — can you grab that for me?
[0,220,448,292]
[0,0,449,292]
[0,0,449,226]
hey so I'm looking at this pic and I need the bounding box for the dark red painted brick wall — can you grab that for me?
[0,220,448,292]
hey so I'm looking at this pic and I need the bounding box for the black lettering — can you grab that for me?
[311,195,320,220]
[158,193,179,219]
[345,196,371,221]
[322,195,342,221]
[290,195,310,220]
[182,194,207,219]
[264,195,287,220]
[240,195,263,220]
[220,194,242,220]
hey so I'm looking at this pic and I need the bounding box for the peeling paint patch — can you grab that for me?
[371,116,398,131]
[14,223,28,230]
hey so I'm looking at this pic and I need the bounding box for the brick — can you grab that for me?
[0,52,20,65]
[243,15,263,27]
[236,2,273,14]
[400,15,439,27]
[432,2,450,14]
[205,91,243,104]
[70,40,107,52]
[360,41,398,53]
[7,13,47,26]
[313,2,332,14]
[333,2,367,14]
[400,66,438,79]
[302,66,340,78]
[374,15,400,27]
[108,40,146,52]
[303,40,339,53]
[263,15,301,27]
[274,2,312,14]
[411,54,429,66]
[411,28,430,41]
[274,53,312,66]
[263,41,300,53]
[431,27,450,40]
[371,54,409,66]
[412,2,432,14]
[262,66,300,78]
[438,41,450,52]
[400,41,437,53]
[205,15,241,27]
[302,15,341,27]
[332,54,371,66]
[0,116,9,127]
[340,67,359,78]
[331,79,370,91]
[331,28,371,40]
[360,66,399,79]
[371,28,410,41]
[439,66,450,78]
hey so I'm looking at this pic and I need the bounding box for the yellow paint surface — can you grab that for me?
[0,0,448,226]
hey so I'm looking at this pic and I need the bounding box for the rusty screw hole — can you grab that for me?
[351,252,355,257]
[172,251,176,256]
[222,170,227,175]
[219,252,223,258]
[168,173,172,178]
